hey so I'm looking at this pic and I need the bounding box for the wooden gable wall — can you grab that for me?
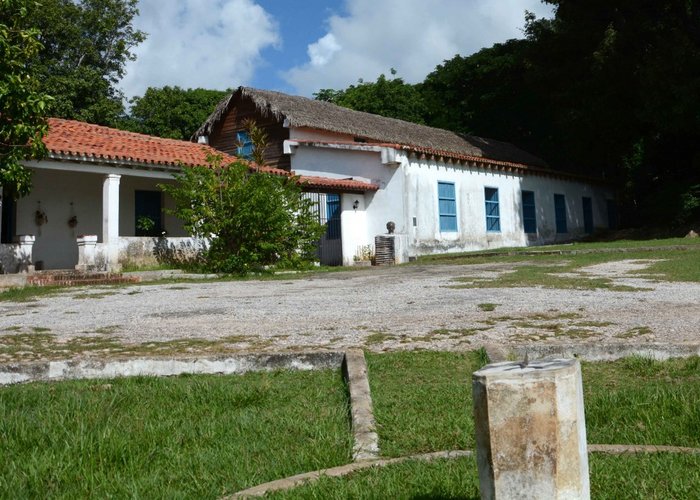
[208,96,291,171]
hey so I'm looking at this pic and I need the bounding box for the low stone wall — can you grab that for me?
[0,237,34,274]
[118,236,208,268]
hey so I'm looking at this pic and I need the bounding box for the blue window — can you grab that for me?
[554,194,567,233]
[236,131,254,158]
[522,190,537,234]
[438,182,457,232]
[485,187,500,232]
[582,197,593,234]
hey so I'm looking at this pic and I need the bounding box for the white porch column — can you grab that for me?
[102,174,121,271]
[14,235,35,273]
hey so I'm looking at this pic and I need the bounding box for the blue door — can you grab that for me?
[303,192,343,266]
[326,194,341,240]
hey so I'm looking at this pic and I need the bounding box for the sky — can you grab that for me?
[119,0,554,100]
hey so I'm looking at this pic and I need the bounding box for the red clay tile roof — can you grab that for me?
[296,175,379,193]
[43,118,380,191]
[44,118,289,176]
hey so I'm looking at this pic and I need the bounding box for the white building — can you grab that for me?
[0,118,290,273]
[195,87,616,266]
[0,89,615,273]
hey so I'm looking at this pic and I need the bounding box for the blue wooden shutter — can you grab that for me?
[554,194,567,233]
[326,193,341,240]
[236,131,254,158]
[438,182,457,232]
[485,187,500,232]
[522,190,537,234]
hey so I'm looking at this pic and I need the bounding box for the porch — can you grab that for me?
[0,163,192,273]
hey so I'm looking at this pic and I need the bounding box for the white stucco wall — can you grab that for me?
[290,146,404,265]
[404,157,614,255]
[12,166,188,270]
[287,140,615,262]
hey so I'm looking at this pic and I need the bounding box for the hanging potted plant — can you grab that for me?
[35,208,48,226]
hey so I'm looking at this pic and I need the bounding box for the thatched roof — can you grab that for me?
[194,87,548,168]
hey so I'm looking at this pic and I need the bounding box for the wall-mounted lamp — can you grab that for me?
[352,199,360,210]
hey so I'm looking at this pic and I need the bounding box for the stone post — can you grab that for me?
[14,235,35,273]
[102,174,121,271]
[472,359,589,500]
[76,235,98,271]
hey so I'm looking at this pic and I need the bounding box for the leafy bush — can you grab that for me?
[161,155,323,274]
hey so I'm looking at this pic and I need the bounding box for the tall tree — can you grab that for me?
[421,39,549,159]
[315,70,428,124]
[26,0,145,126]
[527,0,700,225]
[422,2,700,227]
[0,0,52,196]
[119,86,229,140]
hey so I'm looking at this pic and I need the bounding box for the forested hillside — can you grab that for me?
[317,1,700,229]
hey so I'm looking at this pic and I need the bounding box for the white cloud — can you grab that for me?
[120,0,279,99]
[308,34,342,67]
[283,0,553,96]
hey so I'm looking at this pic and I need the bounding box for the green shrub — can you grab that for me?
[161,154,324,274]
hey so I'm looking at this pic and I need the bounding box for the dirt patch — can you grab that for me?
[0,262,698,361]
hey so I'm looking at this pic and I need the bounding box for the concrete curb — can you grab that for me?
[342,349,380,461]
[0,352,344,386]
[588,444,700,455]
[225,444,700,497]
[484,342,700,363]
[226,450,474,498]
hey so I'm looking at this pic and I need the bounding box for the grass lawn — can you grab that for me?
[269,453,700,499]
[1,351,698,498]
[417,235,700,261]
[279,352,699,499]
[443,247,700,289]
[367,352,700,458]
[366,351,485,457]
[0,369,352,498]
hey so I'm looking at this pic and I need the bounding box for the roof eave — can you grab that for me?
[46,152,188,172]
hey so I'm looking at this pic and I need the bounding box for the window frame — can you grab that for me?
[134,190,163,237]
[554,194,567,233]
[521,190,537,234]
[236,130,254,158]
[437,181,458,233]
[484,187,501,233]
